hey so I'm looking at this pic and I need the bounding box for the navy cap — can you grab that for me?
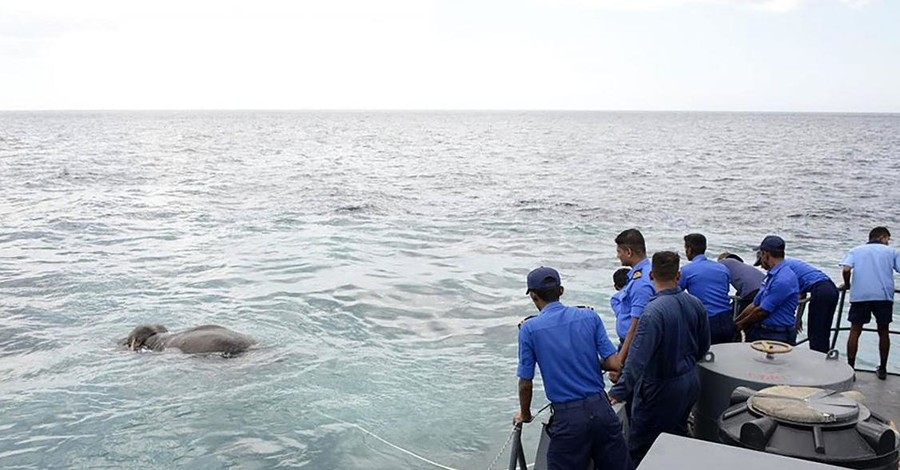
[754,235,785,266]
[526,266,561,294]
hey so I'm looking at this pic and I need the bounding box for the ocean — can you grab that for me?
[1,111,898,469]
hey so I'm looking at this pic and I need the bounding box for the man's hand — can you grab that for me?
[513,410,533,425]
[608,370,621,383]
[608,394,620,405]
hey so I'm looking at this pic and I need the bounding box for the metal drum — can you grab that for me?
[694,341,855,442]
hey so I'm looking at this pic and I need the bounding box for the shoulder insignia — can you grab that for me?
[518,314,537,329]
[576,305,595,311]
[632,270,643,279]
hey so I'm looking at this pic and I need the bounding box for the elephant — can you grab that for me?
[122,324,256,355]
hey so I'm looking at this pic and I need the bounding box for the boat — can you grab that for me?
[505,288,900,469]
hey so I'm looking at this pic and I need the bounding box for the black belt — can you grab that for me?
[758,324,796,333]
[551,392,605,411]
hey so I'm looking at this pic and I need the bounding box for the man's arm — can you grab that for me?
[514,378,533,424]
[796,292,808,332]
[842,265,852,289]
[735,304,768,331]
[610,312,658,402]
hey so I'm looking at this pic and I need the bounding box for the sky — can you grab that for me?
[0,0,897,112]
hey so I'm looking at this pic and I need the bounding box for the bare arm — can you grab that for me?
[842,265,851,289]
[514,379,533,424]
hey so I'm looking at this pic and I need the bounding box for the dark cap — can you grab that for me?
[754,235,785,266]
[526,266,561,294]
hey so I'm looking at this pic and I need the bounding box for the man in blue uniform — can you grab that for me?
[735,235,800,344]
[717,252,765,318]
[841,227,900,380]
[515,266,632,470]
[779,257,839,353]
[612,229,656,371]
[679,233,733,344]
[608,251,710,466]
[611,267,630,346]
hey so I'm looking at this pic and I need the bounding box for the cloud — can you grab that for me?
[543,0,874,12]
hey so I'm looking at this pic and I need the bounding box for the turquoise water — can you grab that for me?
[1,111,898,469]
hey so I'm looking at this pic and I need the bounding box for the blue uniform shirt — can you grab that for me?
[517,301,618,404]
[619,258,656,331]
[609,287,710,400]
[781,258,831,293]
[678,254,733,317]
[753,261,800,327]
[610,289,628,340]
[840,242,900,302]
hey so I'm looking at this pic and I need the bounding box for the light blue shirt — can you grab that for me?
[517,302,618,403]
[678,254,733,317]
[781,258,832,292]
[840,242,900,302]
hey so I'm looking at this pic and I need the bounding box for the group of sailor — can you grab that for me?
[514,227,900,469]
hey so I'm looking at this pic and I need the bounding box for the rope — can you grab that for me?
[316,403,551,470]
[316,410,463,470]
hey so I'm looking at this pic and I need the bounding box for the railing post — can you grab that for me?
[507,423,527,470]
[830,287,846,351]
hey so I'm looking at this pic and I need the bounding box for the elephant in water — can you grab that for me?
[122,324,256,355]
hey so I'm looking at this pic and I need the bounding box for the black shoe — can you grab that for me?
[876,367,887,380]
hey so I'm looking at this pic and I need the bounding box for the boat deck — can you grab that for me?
[853,369,899,424]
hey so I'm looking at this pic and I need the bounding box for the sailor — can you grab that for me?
[840,226,900,380]
[679,233,734,344]
[608,251,710,466]
[734,235,800,344]
[778,256,839,353]
[611,228,656,378]
[514,266,632,470]
[611,267,631,346]
[717,252,765,319]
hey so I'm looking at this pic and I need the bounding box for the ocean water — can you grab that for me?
[1,111,898,469]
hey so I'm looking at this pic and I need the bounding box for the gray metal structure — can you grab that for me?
[640,433,847,470]
[695,343,855,441]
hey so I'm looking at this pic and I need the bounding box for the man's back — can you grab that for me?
[637,289,710,380]
[679,254,732,317]
[842,242,900,302]
[719,258,765,298]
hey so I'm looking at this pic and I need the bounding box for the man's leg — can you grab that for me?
[546,408,591,470]
[847,324,863,368]
[808,282,839,353]
[588,399,633,470]
[877,324,890,371]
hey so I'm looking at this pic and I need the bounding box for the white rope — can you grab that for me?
[317,411,464,470]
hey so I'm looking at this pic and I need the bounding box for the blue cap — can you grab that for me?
[755,235,786,252]
[526,266,561,294]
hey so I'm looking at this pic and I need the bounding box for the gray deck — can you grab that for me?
[853,369,899,424]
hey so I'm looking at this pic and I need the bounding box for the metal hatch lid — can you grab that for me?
[698,342,854,387]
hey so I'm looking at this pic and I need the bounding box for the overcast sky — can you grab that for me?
[1,0,897,112]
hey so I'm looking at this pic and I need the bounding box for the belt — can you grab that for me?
[758,323,796,333]
[551,392,605,411]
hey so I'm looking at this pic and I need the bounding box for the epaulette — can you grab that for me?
[518,314,537,329]
[576,305,595,311]
[632,269,643,279]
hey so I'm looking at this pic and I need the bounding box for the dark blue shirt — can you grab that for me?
[610,288,710,399]
[753,261,800,327]
[517,301,618,403]
[678,254,733,317]
[781,258,831,293]
[619,258,656,333]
